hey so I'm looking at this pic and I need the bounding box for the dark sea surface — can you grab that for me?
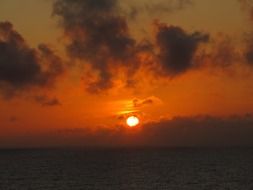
[0,148,253,190]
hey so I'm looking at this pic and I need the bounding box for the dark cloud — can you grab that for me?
[53,0,137,92]
[238,0,253,19]
[0,21,64,98]
[121,0,193,20]
[34,95,61,106]
[0,22,42,88]
[155,23,209,76]
[142,0,192,13]
[238,0,253,66]
[37,44,64,79]
[5,114,253,147]
[210,37,239,68]
[140,115,253,147]
[133,96,162,108]
[243,33,253,66]
[63,115,253,147]
[54,0,253,91]
[133,98,153,107]
[53,0,211,91]
[9,116,18,122]
[196,35,241,70]
[245,48,253,65]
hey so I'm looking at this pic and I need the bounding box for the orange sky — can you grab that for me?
[1,0,253,147]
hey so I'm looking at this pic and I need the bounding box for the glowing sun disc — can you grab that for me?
[126,116,139,127]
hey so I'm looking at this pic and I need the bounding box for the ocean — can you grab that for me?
[0,148,253,190]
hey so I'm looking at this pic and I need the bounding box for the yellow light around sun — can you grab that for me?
[126,116,139,127]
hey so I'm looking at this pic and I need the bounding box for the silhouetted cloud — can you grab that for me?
[122,0,193,20]
[237,0,253,66]
[37,115,253,147]
[34,95,61,106]
[243,33,253,66]
[140,115,253,147]
[195,35,241,70]
[155,23,209,76]
[54,0,253,93]
[238,0,253,18]
[53,0,205,92]
[2,114,253,147]
[210,36,240,68]
[142,0,192,13]
[133,98,153,107]
[133,96,162,108]
[9,116,18,122]
[53,0,137,92]
[0,21,64,98]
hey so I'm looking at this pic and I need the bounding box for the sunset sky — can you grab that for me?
[1,0,253,147]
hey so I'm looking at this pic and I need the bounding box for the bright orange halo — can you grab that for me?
[126,116,139,127]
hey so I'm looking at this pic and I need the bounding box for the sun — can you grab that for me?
[126,116,140,127]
